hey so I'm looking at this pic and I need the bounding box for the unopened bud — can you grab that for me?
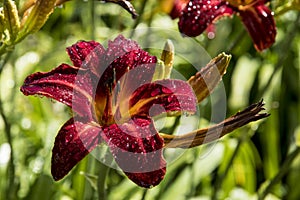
[3,0,20,43]
[188,52,231,103]
[18,0,56,39]
[0,12,4,41]
[160,39,174,79]
[152,39,175,81]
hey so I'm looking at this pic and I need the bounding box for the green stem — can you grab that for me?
[256,14,300,99]
[0,52,11,74]
[141,188,148,200]
[258,147,300,200]
[227,29,246,52]
[211,132,249,200]
[129,0,148,38]
[89,0,96,40]
[0,52,15,199]
[97,161,109,200]
[0,44,8,58]
[0,101,15,199]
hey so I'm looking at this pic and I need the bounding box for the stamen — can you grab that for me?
[102,80,115,125]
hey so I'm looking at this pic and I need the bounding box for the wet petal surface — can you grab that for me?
[20,64,96,119]
[105,35,141,65]
[129,79,197,117]
[102,118,166,188]
[239,3,276,51]
[178,0,234,37]
[67,41,104,69]
[51,118,101,180]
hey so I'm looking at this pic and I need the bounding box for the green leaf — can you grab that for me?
[294,126,300,147]
[24,174,54,200]
[81,172,98,191]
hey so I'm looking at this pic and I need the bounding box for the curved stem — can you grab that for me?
[103,0,138,19]
[258,147,300,200]
[129,0,148,38]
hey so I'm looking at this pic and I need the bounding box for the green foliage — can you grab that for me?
[0,0,299,199]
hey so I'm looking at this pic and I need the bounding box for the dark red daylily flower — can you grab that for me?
[20,35,197,188]
[169,0,189,19]
[21,35,269,188]
[176,0,276,51]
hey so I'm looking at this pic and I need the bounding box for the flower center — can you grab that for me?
[94,81,117,126]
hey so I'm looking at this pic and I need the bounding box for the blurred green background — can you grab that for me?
[0,0,299,199]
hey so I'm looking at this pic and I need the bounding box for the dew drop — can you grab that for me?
[162,87,172,94]
[151,88,161,97]
[167,96,174,102]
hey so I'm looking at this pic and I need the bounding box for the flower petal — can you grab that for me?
[66,41,104,69]
[170,0,189,19]
[102,118,166,188]
[239,3,276,51]
[178,0,234,37]
[96,35,157,91]
[20,64,96,118]
[105,34,141,64]
[128,79,197,117]
[100,49,157,88]
[51,118,101,180]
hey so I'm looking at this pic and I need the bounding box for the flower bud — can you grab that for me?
[160,39,174,78]
[3,0,20,43]
[152,39,174,81]
[18,0,56,39]
[0,12,4,41]
[188,52,231,103]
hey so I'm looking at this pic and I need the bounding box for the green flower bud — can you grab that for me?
[152,39,175,81]
[18,0,56,40]
[0,11,4,41]
[3,0,20,43]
